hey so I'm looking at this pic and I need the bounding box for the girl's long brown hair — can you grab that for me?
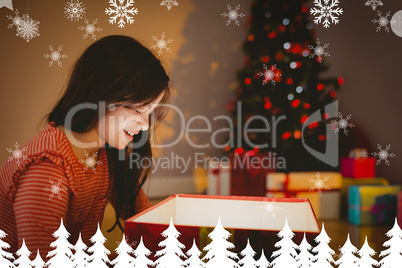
[44,35,170,232]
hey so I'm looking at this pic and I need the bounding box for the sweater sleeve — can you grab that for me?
[13,159,70,260]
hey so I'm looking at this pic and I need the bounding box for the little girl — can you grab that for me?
[0,35,171,260]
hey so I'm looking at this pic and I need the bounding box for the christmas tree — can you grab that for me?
[238,239,257,267]
[154,218,187,268]
[335,234,359,268]
[72,233,90,268]
[255,249,270,268]
[46,219,74,268]
[31,249,46,268]
[184,239,205,268]
[86,223,111,268]
[296,233,313,268]
[311,223,335,268]
[110,233,136,268]
[203,217,239,268]
[227,0,342,171]
[356,236,378,268]
[14,239,32,268]
[132,236,154,268]
[270,218,299,267]
[379,218,402,267]
[0,229,14,268]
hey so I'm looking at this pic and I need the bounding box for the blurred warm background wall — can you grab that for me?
[1,0,401,198]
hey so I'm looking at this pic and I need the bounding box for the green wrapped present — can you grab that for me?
[349,185,401,226]
[341,177,389,218]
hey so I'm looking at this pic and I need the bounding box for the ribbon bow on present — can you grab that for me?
[369,194,397,223]
[348,148,369,158]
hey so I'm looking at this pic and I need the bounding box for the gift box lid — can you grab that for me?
[126,194,320,233]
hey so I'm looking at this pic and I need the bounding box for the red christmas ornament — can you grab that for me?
[316,83,324,91]
[300,115,308,124]
[282,132,292,140]
[268,31,277,39]
[291,99,300,108]
[235,147,244,154]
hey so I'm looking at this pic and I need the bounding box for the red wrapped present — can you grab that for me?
[125,194,319,260]
[206,161,231,196]
[229,151,276,196]
[341,148,376,178]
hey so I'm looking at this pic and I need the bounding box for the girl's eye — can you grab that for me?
[135,109,143,114]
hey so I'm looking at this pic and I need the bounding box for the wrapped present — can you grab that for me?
[341,149,376,178]
[206,161,231,196]
[125,194,319,259]
[398,192,402,229]
[266,172,342,197]
[348,185,401,226]
[229,151,275,197]
[193,166,208,194]
[340,177,389,219]
[268,191,340,220]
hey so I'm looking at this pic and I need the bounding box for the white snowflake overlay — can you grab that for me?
[221,4,245,26]
[372,144,395,166]
[372,11,391,32]
[64,0,86,22]
[310,0,343,28]
[258,197,281,219]
[7,142,28,166]
[308,172,330,196]
[43,46,67,67]
[7,9,23,29]
[80,151,102,173]
[78,19,102,40]
[151,32,173,56]
[44,179,68,200]
[308,39,330,63]
[365,0,383,11]
[331,112,355,135]
[259,64,281,85]
[7,10,40,42]
[105,0,138,28]
[160,0,178,11]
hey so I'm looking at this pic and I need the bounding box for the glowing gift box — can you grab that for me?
[125,194,320,258]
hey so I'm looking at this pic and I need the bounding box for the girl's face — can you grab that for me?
[98,94,164,150]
